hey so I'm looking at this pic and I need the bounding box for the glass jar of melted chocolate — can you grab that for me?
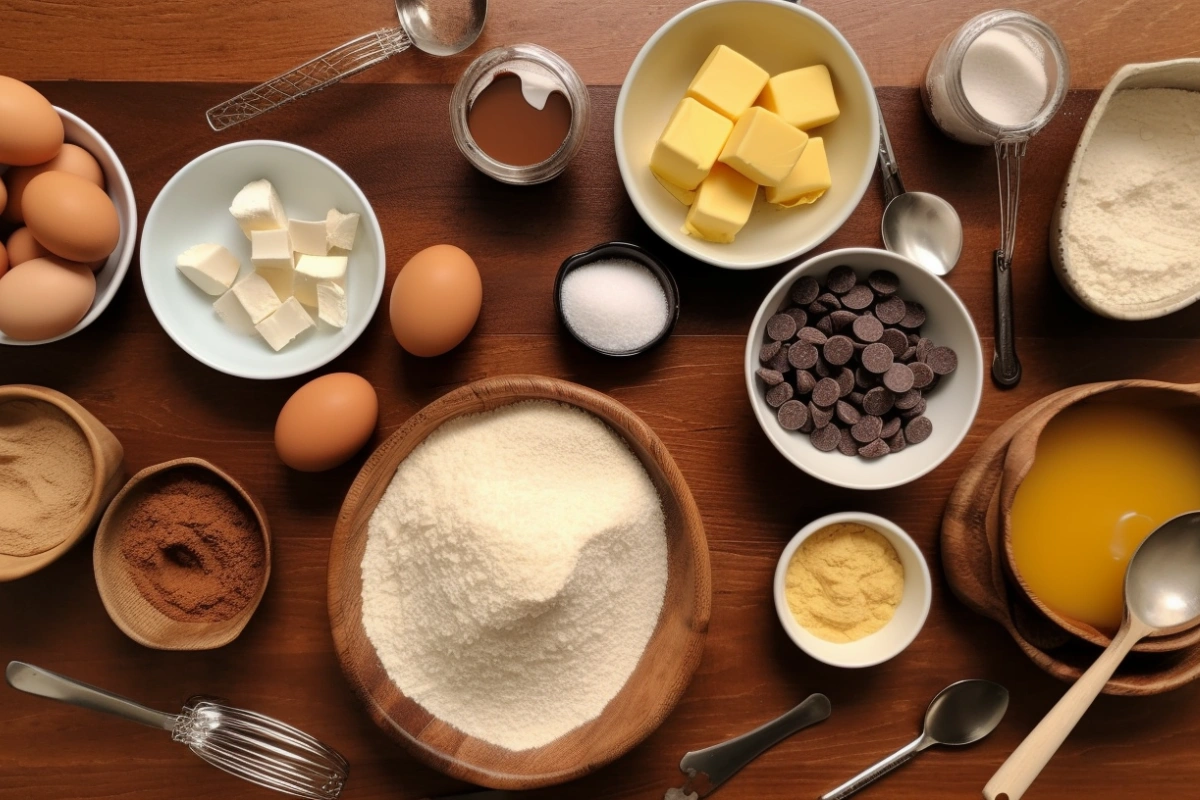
[451,44,590,184]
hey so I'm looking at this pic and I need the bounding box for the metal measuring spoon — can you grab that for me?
[820,680,1009,800]
[878,110,963,276]
[207,0,488,130]
[984,512,1200,800]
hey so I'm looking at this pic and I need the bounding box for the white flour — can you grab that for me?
[360,400,668,751]
[1065,88,1200,310]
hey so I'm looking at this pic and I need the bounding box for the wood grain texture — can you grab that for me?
[328,376,709,789]
[2,0,1199,88]
[3,40,1200,800]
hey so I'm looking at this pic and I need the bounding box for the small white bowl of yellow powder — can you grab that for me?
[774,512,930,668]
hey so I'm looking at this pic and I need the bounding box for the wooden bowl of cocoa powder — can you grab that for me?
[93,457,271,650]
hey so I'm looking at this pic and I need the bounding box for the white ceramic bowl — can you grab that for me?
[615,0,879,270]
[141,140,385,380]
[774,512,931,668]
[745,248,982,490]
[0,108,138,346]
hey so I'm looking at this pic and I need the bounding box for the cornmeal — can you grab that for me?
[785,523,904,642]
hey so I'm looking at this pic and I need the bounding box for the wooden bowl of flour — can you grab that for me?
[0,384,124,582]
[327,375,711,790]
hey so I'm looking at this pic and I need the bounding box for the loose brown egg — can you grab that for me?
[0,257,95,340]
[6,227,52,267]
[389,244,482,357]
[275,373,378,472]
[22,171,120,263]
[0,76,63,166]
[2,143,105,223]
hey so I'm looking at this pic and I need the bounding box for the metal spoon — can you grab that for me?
[877,110,963,276]
[206,0,487,130]
[820,680,1009,800]
[984,512,1200,800]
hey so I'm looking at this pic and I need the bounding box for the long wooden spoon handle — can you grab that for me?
[982,620,1148,800]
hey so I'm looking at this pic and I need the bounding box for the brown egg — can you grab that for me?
[22,171,120,263]
[6,227,52,267]
[2,143,105,223]
[0,257,95,340]
[389,244,483,357]
[0,242,7,279]
[0,76,63,166]
[275,373,379,472]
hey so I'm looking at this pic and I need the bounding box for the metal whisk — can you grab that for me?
[991,138,1028,389]
[6,661,348,799]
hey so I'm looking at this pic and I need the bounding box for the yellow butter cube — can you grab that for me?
[650,97,734,191]
[683,163,758,243]
[718,106,809,187]
[759,64,840,130]
[686,44,770,120]
[766,137,831,208]
[654,171,696,206]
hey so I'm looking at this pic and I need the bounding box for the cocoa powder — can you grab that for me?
[120,469,265,623]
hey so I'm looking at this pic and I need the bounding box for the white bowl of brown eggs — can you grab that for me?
[0,77,137,345]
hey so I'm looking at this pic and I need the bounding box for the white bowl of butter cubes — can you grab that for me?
[615,0,879,269]
[141,140,385,379]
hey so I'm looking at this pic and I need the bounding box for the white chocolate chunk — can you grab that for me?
[255,297,315,351]
[256,267,294,301]
[316,281,347,328]
[326,208,360,251]
[288,219,328,256]
[294,254,347,307]
[177,243,240,295]
[230,271,282,324]
[230,179,288,239]
[251,228,293,270]
[213,289,256,335]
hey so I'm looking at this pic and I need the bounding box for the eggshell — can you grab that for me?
[0,257,95,340]
[2,143,105,223]
[6,227,52,267]
[22,171,120,263]
[275,373,378,472]
[0,76,63,166]
[389,244,482,357]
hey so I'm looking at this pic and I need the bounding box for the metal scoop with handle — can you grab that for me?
[6,661,348,799]
[206,0,487,131]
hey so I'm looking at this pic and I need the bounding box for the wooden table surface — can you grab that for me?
[4,2,1200,799]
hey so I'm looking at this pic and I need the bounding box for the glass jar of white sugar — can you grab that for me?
[923,9,1068,145]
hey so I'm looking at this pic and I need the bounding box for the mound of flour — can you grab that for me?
[360,400,668,751]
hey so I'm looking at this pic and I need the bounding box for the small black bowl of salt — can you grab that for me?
[554,242,680,356]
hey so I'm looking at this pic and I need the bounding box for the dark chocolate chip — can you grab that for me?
[852,314,884,343]
[852,415,884,443]
[810,424,841,452]
[836,400,862,425]
[829,310,858,331]
[807,300,829,315]
[798,413,815,434]
[894,388,923,410]
[841,284,875,310]
[901,346,918,362]
[908,333,920,345]
[791,275,820,305]
[868,270,900,296]
[816,292,842,310]
[862,342,894,374]
[826,265,858,294]
[812,377,841,407]
[905,415,933,444]
[927,346,958,376]
[875,295,907,325]
[847,391,865,407]
[766,313,798,341]
[880,328,909,358]
[858,438,890,459]
[767,345,791,373]
[794,369,816,395]
[823,335,855,366]
[900,397,928,420]
[809,402,834,428]
[915,337,933,362]
[788,341,818,370]
[835,367,855,397]
[760,340,781,363]
[885,431,907,452]
[838,427,860,456]
[766,381,794,408]
[854,367,876,390]
[909,362,935,389]
[900,301,927,329]
[883,363,915,394]
[797,326,827,345]
[880,416,902,439]
[782,307,807,328]
[814,357,832,378]
[862,386,895,416]
[757,368,785,386]
[815,315,834,336]
[777,400,809,431]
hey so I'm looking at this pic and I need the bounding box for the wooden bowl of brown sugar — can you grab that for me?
[93,457,271,650]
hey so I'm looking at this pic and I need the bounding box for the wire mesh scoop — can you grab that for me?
[6,661,348,799]
[206,0,487,131]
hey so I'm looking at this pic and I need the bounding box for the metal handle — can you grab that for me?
[206,26,411,131]
[877,106,905,205]
[820,734,927,800]
[6,661,178,732]
[992,249,1022,388]
[679,693,831,796]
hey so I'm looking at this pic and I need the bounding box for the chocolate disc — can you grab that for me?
[777,400,809,431]
[791,275,820,305]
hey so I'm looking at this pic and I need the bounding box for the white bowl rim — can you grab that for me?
[773,511,932,668]
[0,107,138,347]
[744,247,983,490]
[140,139,386,381]
[614,0,880,270]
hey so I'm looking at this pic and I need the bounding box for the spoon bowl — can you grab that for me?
[1126,512,1200,633]
[924,679,1010,746]
[881,191,963,277]
[398,0,488,56]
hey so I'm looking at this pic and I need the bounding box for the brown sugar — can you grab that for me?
[120,469,265,623]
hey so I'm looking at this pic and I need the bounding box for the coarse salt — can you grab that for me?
[560,258,669,353]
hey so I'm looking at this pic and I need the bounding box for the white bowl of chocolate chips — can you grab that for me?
[745,248,983,490]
